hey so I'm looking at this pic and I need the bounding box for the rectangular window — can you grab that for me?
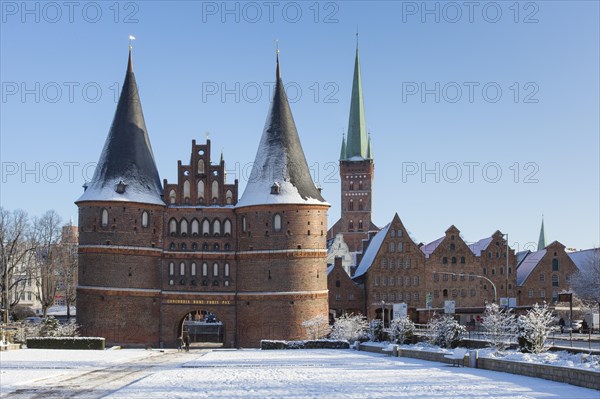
[398,292,403,301]
[375,276,380,286]
[390,277,395,286]
[540,289,545,298]
[443,274,448,281]
[451,274,457,281]
[434,273,439,282]
[398,242,403,252]
[390,293,395,301]
[434,290,439,298]
[180,262,185,276]
[528,289,534,298]
[389,242,395,252]
[335,294,341,301]
[539,273,545,282]
[348,293,355,300]
[375,292,380,301]
[169,262,174,276]
[414,292,419,301]
[398,276,402,286]
[383,276,388,286]
[470,289,476,297]
[414,276,419,286]
[406,276,411,287]
[406,259,411,269]
[202,263,208,277]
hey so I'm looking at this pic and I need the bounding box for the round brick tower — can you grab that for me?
[234,53,330,347]
[75,49,165,346]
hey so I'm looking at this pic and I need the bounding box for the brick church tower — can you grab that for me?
[235,53,330,344]
[75,48,165,344]
[328,43,376,252]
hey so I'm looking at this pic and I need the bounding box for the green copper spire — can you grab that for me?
[538,216,547,250]
[340,134,347,161]
[345,45,368,160]
[366,133,372,159]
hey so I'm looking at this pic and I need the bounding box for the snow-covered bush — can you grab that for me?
[389,317,415,344]
[517,303,554,354]
[329,314,368,342]
[15,317,80,341]
[368,319,384,342]
[427,314,465,348]
[302,315,330,340]
[482,304,516,351]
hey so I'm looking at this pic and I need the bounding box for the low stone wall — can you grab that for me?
[358,344,599,390]
[477,357,599,391]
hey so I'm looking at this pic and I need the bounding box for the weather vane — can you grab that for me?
[129,35,136,50]
[275,39,280,54]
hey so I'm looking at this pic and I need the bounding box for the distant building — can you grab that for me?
[326,234,353,276]
[327,256,365,320]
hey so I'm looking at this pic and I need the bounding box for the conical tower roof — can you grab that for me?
[237,53,327,207]
[340,134,347,161]
[77,49,164,206]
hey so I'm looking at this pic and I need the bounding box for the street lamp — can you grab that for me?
[381,300,385,328]
[434,271,497,304]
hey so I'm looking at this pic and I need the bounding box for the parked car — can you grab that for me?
[570,320,583,333]
[23,316,42,324]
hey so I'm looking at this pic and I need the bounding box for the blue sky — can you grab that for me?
[1,1,599,251]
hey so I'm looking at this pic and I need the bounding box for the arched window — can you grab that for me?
[180,262,185,276]
[349,220,354,230]
[197,181,205,203]
[168,262,174,275]
[180,219,188,236]
[226,190,233,205]
[169,190,176,204]
[358,220,363,230]
[349,199,354,211]
[141,211,149,228]
[202,219,210,236]
[442,257,448,264]
[443,289,448,298]
[213,219,221,236]
[213,262,219,277]
[242,216,247,232]
[224,263,230,277]
[273,214,282,232]
[183,180,190,202]
[398,242,403,253]
[191,219,199,236]
[197,159,205,174]
[389,242,395,252]
[460,256,465,264]
[213,243,220,251]
[101,209,109,227]
[359,181,363,190]
[359,199,364,211]
[212,181,219,202]
[224,219,232,236]
[349,181,354,191]
[390,230,395,237]
[202,262,208,276]
[451,256,457,264]
[552,259,559,271]
[191,262,197,276]
[169,219,177,235]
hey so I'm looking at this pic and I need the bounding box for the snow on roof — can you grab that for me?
[236,57,327,208]
[420,236,444,258]
[516,249,547,286]
[353,223,391,278]
[568,248,599,273]
[468,237,493,256]
[327,265,334,275]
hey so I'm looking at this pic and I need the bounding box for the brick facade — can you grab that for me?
[327,257,365,319]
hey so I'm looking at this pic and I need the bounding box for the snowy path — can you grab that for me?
[1,349,598,399]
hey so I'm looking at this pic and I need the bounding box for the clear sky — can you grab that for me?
[1,1,599,251]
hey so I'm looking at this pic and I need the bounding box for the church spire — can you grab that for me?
[538,216,547,250]
[340,133,347,161]
[77,47,163,205]
[344,41,369,160]
[366,133,372,159]
[237,50,326,207]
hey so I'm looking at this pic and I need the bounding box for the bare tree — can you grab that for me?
[570,249,600,312]
[32,210,63,318]
[0,208,37,323]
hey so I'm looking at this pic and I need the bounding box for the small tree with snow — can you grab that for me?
[389,317,415,344]
[302,315,330,340]
[367,319,384,342]
[482,303,516,351]
[330,313,368,342]
[428,314,465,348]
[517,303,554,353]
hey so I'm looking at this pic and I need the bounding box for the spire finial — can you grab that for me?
[127,35,136,72]
[275,39,281,80]
[205,131,210,141]
[356,27,359,50]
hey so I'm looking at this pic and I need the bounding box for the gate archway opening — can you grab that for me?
[179,310,224,348]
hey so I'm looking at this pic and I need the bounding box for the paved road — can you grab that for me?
[1,350,197,399]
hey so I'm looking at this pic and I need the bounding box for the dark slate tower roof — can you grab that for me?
[237,53,327,207]
[77,49,164,206]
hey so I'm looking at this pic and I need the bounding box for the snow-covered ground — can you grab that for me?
[1,348,598,398]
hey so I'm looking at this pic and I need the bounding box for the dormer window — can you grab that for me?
[271,182,281,194]
[116,180,127,194]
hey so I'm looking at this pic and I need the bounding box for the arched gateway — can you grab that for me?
[179,310,224,347]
